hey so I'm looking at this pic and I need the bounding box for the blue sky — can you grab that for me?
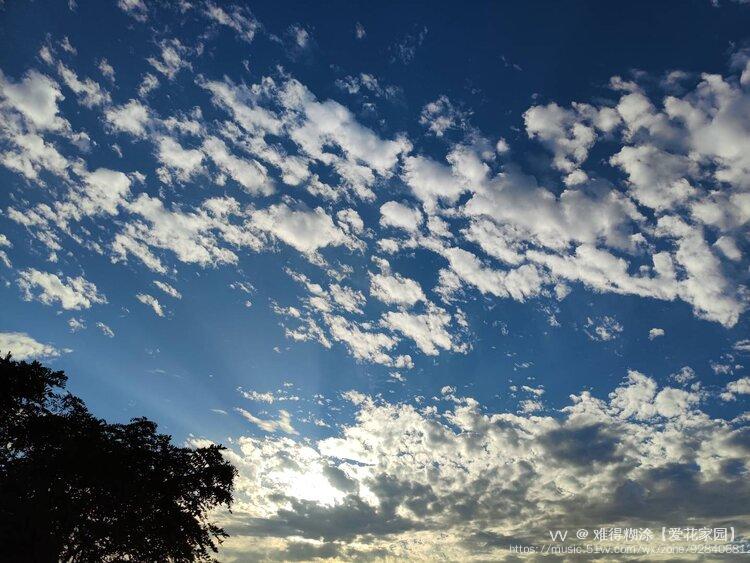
[2,0,750,559]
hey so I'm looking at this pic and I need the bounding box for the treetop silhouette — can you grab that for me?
[0,354,236,562]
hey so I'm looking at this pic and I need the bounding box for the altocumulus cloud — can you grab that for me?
[205,372,750,561]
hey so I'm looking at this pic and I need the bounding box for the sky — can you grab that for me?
[2,0,750,560]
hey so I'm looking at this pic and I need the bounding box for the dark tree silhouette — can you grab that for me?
[0,354,236,562]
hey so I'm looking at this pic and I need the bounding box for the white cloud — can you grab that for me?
[68,317,86,332]
[205,3,259,43]
[18,269,106,310]
[524,102,602,185]
[235,407,298,435]
[202,136,273,195]
[655,216,746,327]
[381,303,464,356]
[0,69,67,131]
[239,388,300,404]
[114,194,261,271]
[720,377,750,402]
[328,284,366,314]
[96,322,115,338]
[105,99,151,137]
[217,371,749,560]
[136,293,164,317]
[278,78,411,192]
[648,327,665,340]
[610,144,697,211]
[155,135,204,183]
[379,201,423,232]
[419,95,470,137]
[584,315,623,342]
[335,73,399,100]
[250,202,355,256]
[0,130,70,181]
[147,39,191,79]
[519,399,543,413]
[370,271,425,307]
[670,366,696,385]
[56,63,111,108]
[0,332,63,360]
[98,59,115,82]
[288,24,311,50]
[117,0,148,21]
[324,313,400,366]
[76,168,131,216]
[153,280,181,299]
[138,73,159,98]
[714,235,742,261]
[431,243,545,301]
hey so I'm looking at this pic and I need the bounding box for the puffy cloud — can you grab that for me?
[138,73,159,98]
[463,165,643,253]
[155,135,204,184]
[714,235,742,261]
[419,95,470,137]
[153,280,181,299]
[671,366,696,384]
[664,72,750,190]
[648,327,665,340]
[202,73,410,201]
[104,99,151,137]
[381,303,464,356]
[355,22,366,39]
[524,102,610,185]
[216,371,750,560]
[0,69,67,131]
[136,293,164,317]
[205,3,259,43]
[75,168,131,217]
[96,322,115,338]
[18,269,106,310]
[610,144,697,211]
[335,73,399,100]
[0,131,70,181]
[0,331,63,360]
[200,77,283,137]
[379,201,423,232]
[401,155,466,211]
[68,317,85,332]
[431,243,545,301]
[117,0,148,22]
[655,216,747,327]
[114,194,261,271]
[584,315,623,342]
[370,271,425,307]
[56,63,111,108]
[98,59,115,82]
[720,377,750,401]
[335,209,364,235]
[202,136,273,195]
[250,202,355,256]
[279,78,411,177]
[328,284,366,314]
[147,39,191,80]
[323,313,400,366]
